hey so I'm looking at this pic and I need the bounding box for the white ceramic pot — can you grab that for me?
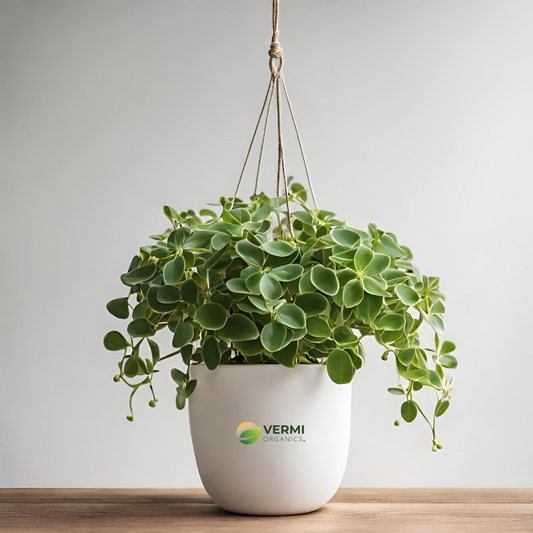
[188,365,352,516]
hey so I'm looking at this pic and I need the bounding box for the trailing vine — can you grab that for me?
[104,180,456,450]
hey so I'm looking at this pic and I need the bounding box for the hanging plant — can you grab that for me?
[104,0,456,467]
[104,177,456,450]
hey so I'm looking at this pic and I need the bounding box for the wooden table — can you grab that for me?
[1,488,532,532]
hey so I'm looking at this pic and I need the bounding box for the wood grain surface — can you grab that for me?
[1,488,531,532]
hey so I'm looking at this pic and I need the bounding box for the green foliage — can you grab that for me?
[327,349,354,384]
[104,181,456,450]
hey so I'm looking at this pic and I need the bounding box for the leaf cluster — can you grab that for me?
[104,179,456,448]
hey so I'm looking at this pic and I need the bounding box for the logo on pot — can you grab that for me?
[236,421,260,445]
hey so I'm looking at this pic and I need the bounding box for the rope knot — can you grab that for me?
[268,40,283,59]
[268,40,283,76]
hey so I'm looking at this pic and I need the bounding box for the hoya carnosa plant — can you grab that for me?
[104,179,457,450]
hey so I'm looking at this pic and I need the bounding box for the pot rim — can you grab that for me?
[190,363,326,371]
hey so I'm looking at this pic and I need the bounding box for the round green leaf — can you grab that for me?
[395,284,419,305]
[326,348,355,384]
[235,240,264,267]
[248,295,269,314]
[127,255,141,272]
[382,269,409,286]
[132,300,148,320]
[148,339,160,364]
[168,227,191,249]
[124,263,157,284]
[380,329,403,343]
[269,264,304,282]
[336,269,357,286]
[354,245,374,274]
[261,322,287,352]
[148,245,169,259]
[294,293,329,316]
[241,266,260,278]
[194,302,228,330]
[387,387,404,395]
[260,273,283,301]
[124,356,138,378]
[332,325,358,345]
[293,210,314,224]
[429,314,446,334]
[171,368,186,386]
[264,249,298,269]
[163,255,185,285]
[401,401,418,423]
[310,264,339,296]
[176,389,186,410]
[202,336,221,370]
[227,278,251,294]
[157,285,181,304]
[358,293,383,323]
[330,248,356,266]
[439,354,458,369]
[428,370,443,389]
[183,230,218,250]
[172,321,194,348]
[229,208,251,223]
[252,202,272,222]
[218,314,259,342]
[185,379,197,397]
[401,369,429,380]
[182,250,195,269]
[435,399,450,417]
[103,331,130,351]
[151,244,170,259]
[440,341,456,355]
[234,339,263,356]
[377,313,406,331]
[348,345,365,369]
[137,357,150,376]
[147,286,179,314]
[205,247,227,270]
[330,228,360,247]
[396,348,416,366]
[292,327,307,341]
[276,303,306,329]
[306,317,330,338]
[127,318,155,338]
[362,276,389,297]
[261,241,296,257]
[380,234,405,257]
[299,269,317,293]
[211,232,231,251]
[364,254,391,276]
[343,279,364,308]
[272,341,298,368]
[106,298,129,319]
[244,271,262,295]
[163,205,180,221]
[181,279,198,304]
[181,344,193,365]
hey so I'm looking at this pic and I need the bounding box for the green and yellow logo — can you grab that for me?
[236,421,260,445]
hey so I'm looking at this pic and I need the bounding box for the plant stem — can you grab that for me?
[149,382,157,401]
[412,400,436,439]
[158,350,181,362]
[119,376,136,389]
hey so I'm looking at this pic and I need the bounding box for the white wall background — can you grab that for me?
[2,0,532,488]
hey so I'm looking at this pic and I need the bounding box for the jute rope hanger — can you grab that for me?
[230,0,317,238]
